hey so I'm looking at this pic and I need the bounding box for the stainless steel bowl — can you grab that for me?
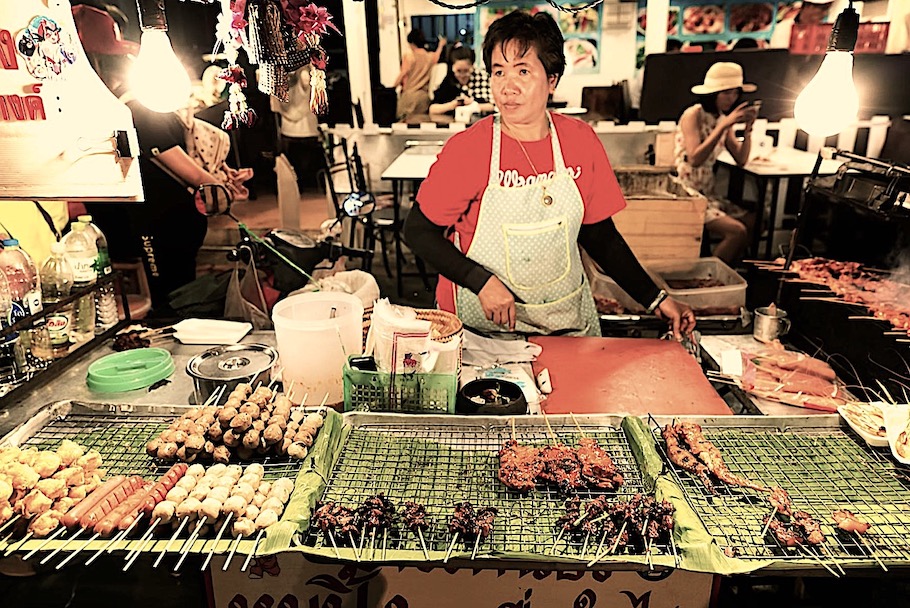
[185,343,279,404]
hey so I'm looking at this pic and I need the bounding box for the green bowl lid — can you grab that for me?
[86,348,175,393]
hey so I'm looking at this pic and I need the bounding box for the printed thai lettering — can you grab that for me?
[383,595,408,608]
[0,94,45,121]
[619,590,651,608]
[572,589,596,608]
[0,30,17,70]
[498,587,532,608]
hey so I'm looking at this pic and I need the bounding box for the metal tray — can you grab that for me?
[302,413,675,563]
[651,414,910,569]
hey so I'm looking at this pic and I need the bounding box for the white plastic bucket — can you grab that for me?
[272,292,364,405]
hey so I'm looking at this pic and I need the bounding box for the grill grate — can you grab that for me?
[304,420,670,559]
[19,412,305,482]
[653,421,910,563]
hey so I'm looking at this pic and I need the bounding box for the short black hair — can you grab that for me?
[697,88,743,115]
[407,29,427,47]
[482,10,565,82]
[449,46,475,65]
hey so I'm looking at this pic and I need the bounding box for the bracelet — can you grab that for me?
[647,289,669,314]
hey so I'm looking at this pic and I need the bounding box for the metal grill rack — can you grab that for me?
[304,418,672,561]
[653,419,910,566]
[19,412,305,482]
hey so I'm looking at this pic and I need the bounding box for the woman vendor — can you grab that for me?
[404,10,694,339]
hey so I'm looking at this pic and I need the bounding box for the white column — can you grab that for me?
[343,0,373,124]
[644,0,670,56]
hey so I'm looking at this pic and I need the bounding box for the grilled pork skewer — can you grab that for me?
[674,423,768,492]
[832,509,871,534]
[661,425,715,493]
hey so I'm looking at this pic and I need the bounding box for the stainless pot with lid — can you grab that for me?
[186,343,279,404]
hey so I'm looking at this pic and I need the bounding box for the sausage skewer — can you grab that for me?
[56,532,100,569]
[21,526,66,560]
[124,516,160,564]
[39,527,82,564]
[151,516,190,568]
[86,513,142,565]
[123,527,158,571]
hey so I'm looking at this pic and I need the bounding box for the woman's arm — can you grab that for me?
[724,104,756,166]
[577,217,661,307]
[155,146,222,188]
[429,98,462,115]
[404,202,492,293]
[679,106,731,168]
[431,36,447,62]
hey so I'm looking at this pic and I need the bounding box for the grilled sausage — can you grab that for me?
[60,475,126,528]
[79,475,145,529]
[141,463,187,515]
[94,482,152,536]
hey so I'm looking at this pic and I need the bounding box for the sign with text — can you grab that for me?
[210,554,715,608]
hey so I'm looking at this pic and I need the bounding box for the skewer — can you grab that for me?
[22,526,66,560]
[319,392,330,408]
[444,533,459,563]
[0,530,13,548]
[416,529,429,561]
[370,527,377,560]
[382,528,388,561]
[0,514,20,536]
[56,532,100,569]
[669,529,680,568]
[539,409,558,445]
[223,534,243,571]
[125,517,160,563]
[591,529,609,562]
[760,507,778,539]
[798,297,853,304]
[358,527,367,559]
[181,517,208,554]
[108,514,147,554]
[847,316,886,321]
[123,526,158,571]
[86,529,125,566]
[796,542,840,577]
[240,529,264,572]
[284,379,296,402]
[40,528,81,564]
[876,380,896,405]
[856,534,888,572]
[550,528,565,554]
[510,417,516,442]
[152,516,189,568]
[582,531,590,557]
[471,534,480,560]
[325,530,341,559]
[349,532,360,561]
[4,532,33,557]
[569,412,587,437]
[201,514,234,571]
[608,521,628,555]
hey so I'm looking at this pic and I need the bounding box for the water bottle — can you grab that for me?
[0,238,42,316]
[0,268,21,380]
[40,241,74,358]
[0,239,43,365]
[78,215,118,332]
[62,223,97,344]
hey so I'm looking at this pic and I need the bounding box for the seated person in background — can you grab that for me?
[674,62,758,265]
[429,46,496,116]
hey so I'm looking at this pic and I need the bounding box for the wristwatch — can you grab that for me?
[647,289,669,314]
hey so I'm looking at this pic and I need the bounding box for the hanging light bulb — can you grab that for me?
[794,3,860,137]
[130,0,191,113]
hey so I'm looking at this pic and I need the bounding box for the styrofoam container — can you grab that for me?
[645,257,746,312]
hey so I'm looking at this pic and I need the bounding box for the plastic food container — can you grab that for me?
[186,343,278,405]
[272,292,364,406]
[87,348,175,393]
[645,257,747,313]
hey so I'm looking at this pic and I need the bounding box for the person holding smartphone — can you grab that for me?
[674,62,759,264]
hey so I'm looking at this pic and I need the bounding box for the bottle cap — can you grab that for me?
[50,241,65,254]
[71,222,85,232]
[78,215,93,223]
[1,238,18,247]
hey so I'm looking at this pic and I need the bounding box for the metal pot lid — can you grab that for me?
[186,343,278,382]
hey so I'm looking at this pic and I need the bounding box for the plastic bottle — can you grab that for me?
[77,215,118,332]
[0,238,42,316]
[62,223,97,344]
[40,241,74,358]
[0,268,19,380]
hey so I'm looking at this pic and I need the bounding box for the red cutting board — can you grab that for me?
[530,336,732,416]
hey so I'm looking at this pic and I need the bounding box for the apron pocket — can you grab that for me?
[515,281,593,335]
[503,217,570,290]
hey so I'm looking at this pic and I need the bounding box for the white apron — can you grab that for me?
[454,115,601,337]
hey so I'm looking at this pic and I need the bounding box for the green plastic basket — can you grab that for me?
[343,357,457,414]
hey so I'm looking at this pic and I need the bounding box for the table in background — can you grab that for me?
[379,144,443,295]
[716,147,843,259]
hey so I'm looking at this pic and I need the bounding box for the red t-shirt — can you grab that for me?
[416,112,627,313]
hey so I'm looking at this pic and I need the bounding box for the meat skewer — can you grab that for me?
[674,423,767,492]
[662,425,714,493]
[832,509,870,534]
[21,525,66,560]
[200,514,234,571]
[400,501,430,560]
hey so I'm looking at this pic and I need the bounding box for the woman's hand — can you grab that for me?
[721,102,753,130]
[655,298,696,340]
[478,276,516,330]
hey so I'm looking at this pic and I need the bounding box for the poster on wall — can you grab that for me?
[477,2,603,75]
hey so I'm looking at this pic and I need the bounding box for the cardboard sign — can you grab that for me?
[0,0,142,200]
[210,554,715,608]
